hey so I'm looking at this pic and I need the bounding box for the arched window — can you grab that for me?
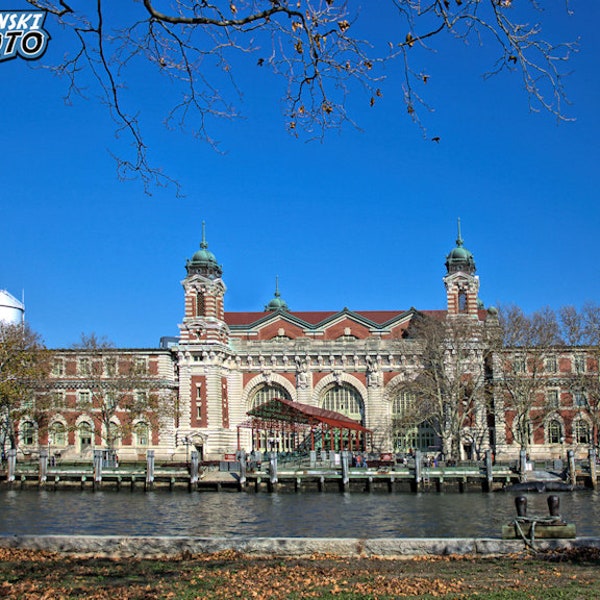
[574,420,590,445]
[250,384,291,410]
[49,422,67,447]
[21,421,36,446]
[391,390,436,452]
[321,384,363,422]
[134,422,150,447]
[79,422,93,451]
[108,422,121,448]
[547,420,562,444]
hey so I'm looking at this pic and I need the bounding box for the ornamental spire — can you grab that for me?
[200,221,208,250]
[456,217,463,247]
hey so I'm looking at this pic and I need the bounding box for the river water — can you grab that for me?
[1,489,599,538]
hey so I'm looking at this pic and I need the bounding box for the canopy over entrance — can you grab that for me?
[239,397,372,453]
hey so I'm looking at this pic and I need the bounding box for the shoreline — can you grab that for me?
[2,534,600,558]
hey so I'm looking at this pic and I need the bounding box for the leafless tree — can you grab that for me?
[0,322,52,451]
[558,303,600,449]
[494,305,564,453]
[403,313,488,461]
[70,333,162,451]
[27,1,577,193]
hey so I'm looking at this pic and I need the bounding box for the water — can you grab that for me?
[1,490,599,538]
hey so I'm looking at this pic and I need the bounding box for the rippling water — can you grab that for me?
[2,489,599,538]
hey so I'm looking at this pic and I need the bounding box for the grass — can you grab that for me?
[1,547,599,598]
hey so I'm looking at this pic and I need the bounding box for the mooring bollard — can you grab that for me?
[548,494,560,517]
[515,495,527,517]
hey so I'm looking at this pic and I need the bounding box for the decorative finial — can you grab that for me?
[274,276,281,298]
[201,221,208,249]
[456,217,463,247]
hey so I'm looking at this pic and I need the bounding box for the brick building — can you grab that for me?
[15,225,598,463]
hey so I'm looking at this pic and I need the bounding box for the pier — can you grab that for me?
[2,448,597,493]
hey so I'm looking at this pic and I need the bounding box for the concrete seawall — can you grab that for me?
[2,535,600,558]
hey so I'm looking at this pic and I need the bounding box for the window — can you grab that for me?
[79,422,93,450]
[547,420,562,445]
[78,357,90,376]
[574,391,587,408]
[394,423,436,453]
[50,422,67,447]
[52,390,66,409]
[52,358,65,377]
[135,422,150,447]
[575,420,590,445]
[574,355,586,373]
[513,357,526,374]
[546,389,560,409]
[322,384,363,422]
[250,384,292,410]
[545,356,557,373]
[458,291,467,313]
[392,391,416,419]
[21,421,36,446]
[77,390,91,409]
[196,292,205,316]
[104,357,117,376]
[106,392,118,411]
[108,422,121,447]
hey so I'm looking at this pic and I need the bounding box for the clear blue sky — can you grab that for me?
[1,1,598,348]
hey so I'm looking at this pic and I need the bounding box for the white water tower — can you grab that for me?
[0,289,24,325]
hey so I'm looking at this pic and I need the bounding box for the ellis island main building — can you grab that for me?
[25,227,597,463]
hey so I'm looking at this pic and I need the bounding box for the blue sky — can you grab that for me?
[1,1,598,348]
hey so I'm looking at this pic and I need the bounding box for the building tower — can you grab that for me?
[179,223,228,345]
[444,219,480,317]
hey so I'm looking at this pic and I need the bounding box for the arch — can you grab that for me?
[133,421,150,447]
[77,420,94,453]
[319,383,365,424]
[20,420,36,447]
[573,417,591,446]
[388,385,437,453]
[312,373,368,409]
[49,420,68,447]
[546,416,564,445]
[241,373,297,409]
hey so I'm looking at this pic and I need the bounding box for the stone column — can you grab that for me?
[485,449,493,490]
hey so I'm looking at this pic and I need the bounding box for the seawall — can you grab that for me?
[2,535,600,558]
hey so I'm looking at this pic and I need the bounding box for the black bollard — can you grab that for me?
[515,495,527,517]
[547,494,560,517]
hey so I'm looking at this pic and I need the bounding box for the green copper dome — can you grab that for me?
[445,218,476,275]
[265,277,289,312]
[186,222,223,278]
